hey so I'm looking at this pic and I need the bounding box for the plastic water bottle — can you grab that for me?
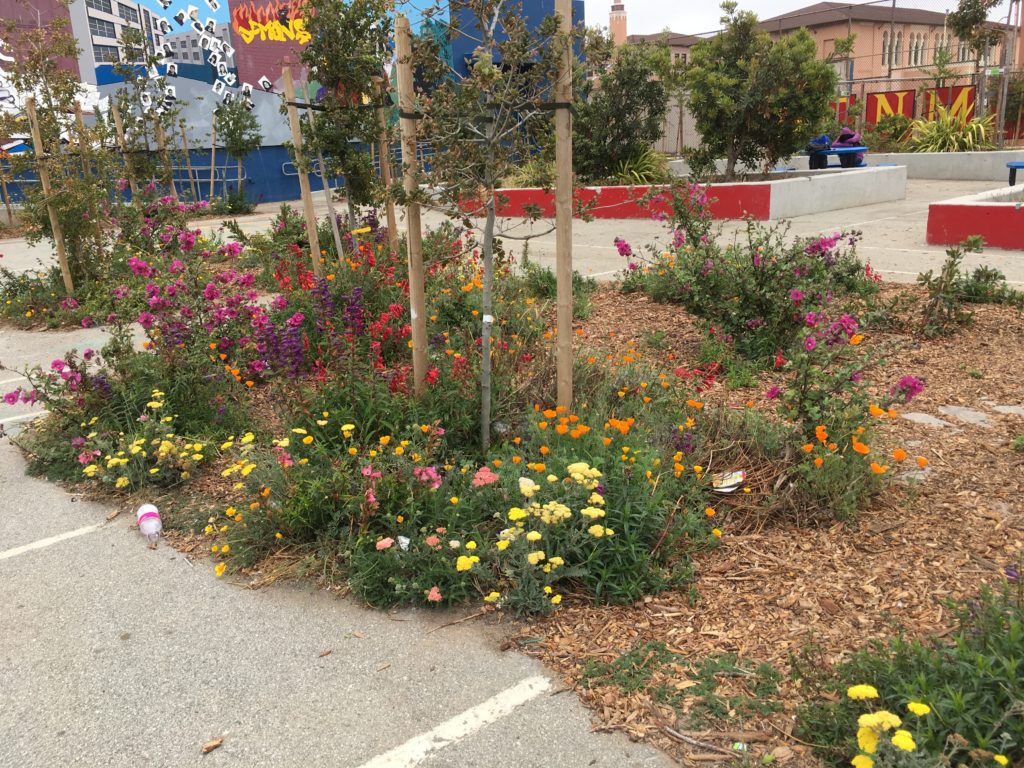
[137,503,162,544]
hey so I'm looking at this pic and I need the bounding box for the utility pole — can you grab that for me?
[554,0,573,409]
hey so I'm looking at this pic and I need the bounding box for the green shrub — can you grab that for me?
[794,579,1024,765]
[906,106,995,152]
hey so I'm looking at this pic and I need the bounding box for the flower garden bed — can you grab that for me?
[927,186,1024,249]
[483,166,906,221]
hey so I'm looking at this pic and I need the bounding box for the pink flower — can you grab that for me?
[376,537,394,551]
[472,466,500,487]
[803,335,817,352]
[3,390,19,405]
[426,586,443,602]
[425,535,441,548]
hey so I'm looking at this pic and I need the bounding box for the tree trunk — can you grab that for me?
[480,187,495,452]
[237,158,243,196]
[347,196,357,230]
[725,144,739,181]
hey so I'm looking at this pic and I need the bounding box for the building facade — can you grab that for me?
[68,0,167,84]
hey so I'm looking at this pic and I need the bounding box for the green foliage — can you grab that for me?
[917,238,984,337]
[214,98,263,194]
[1011,434,1024,452]
[299,0,391,208]
[906,106,995,152]
[947,0,1003,61]
[793,579,1024,765]
[574,43,669,183]
[861,114,912,153]
[518,262,596,319]
[209,186,257,216]
[613,148,670,185]
[685,3,838,179]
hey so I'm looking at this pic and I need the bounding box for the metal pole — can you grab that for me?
[395,14,428,397]
[554,0,573,409]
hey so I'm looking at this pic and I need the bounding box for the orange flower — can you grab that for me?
[492,459,503,468]
[555,423,569,435]
[916,456,929,468]
[887,408,899,418]
[538,421,548,430]
[870,462,888,474]
[850,334,864,345]
[704,507,715,517]
[539,446,549,456]
[827,442,837,451]
[602,437,613,446]
[815,425,828,443]
[852,438,870,455]
[814,457,824,468]
[893,449,908,461]
[511,456,522,464]
[543,408,557,419]
[802,443,814,453]
[869,404,885,417]
[686,399,704,409]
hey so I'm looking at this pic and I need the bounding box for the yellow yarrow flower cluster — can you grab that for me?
[565,461,602,490]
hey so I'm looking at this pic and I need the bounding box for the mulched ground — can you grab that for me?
[515,285,1024,766]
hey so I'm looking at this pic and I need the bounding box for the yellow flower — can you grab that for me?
[548,556,564,567]
[455,555,475,572]
[291,428,308,435]
[214,562,226,577]
[847,684,880,700]
[543,586,552,594]
[450,496,459,504]
[857,727,879,753]
[115,476,130,489]
[379,435,391,446]
[302,435,314,445]
[508,507,527,521]
[275,532,283,540]
[994,756,1009,766]
[711,528,722,537]
[484,591,501,603]
[527,550,546,565]
[526,531,542,541]
[496,540,510,551]
[890,730,916,752]
[550,594,562,605]
[851,755,873,768]
[907,701,931,717]
[465,541,477,550]
[859,711,901,731]
[221,544,230,553]
[587,524,606,538]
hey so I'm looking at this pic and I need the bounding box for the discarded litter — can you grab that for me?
[712,470,746,493]
[137,503,162,546]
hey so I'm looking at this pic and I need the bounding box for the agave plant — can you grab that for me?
[613,148,670,185]
[906,105,994,152]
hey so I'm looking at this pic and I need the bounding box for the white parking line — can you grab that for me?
[0,375,28,387]
[0,410,48,424]
[355,675,552,768]
[0,523,103,562]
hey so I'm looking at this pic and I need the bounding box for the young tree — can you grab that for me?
[214,98,262,199]
[412,0,568,449]
[574,41,669,182]
[947,0,1002,61]
[299,0,391,224]
[684,2,838,180]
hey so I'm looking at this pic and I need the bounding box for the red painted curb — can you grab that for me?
[462,184,774,221]
[927,203,1024,249]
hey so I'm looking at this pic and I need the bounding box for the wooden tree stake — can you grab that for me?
[75,102,105,263]
[374,77,400,254]
[153,116,178,201]
[554,0,574,409]
[303,84,345,267]
[179,120,199,202]
[25,97,73,295]
[0,169,12,228]
[282,64,324,278]
[395,14,428,397]
[209,119,217,202]
[110,102,139,200]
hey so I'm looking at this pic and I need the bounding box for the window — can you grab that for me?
[117,4,139,24]
[86,0,113,13]
[192,50,201,60]
[89,17,117,38]
[882,31,890,66]
[191,38,198,47]
[895,31,903,66]
[93,43,119,63]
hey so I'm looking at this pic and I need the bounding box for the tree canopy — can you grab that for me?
[685,2,838,179]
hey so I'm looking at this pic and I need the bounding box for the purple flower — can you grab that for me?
[219,242,243,258]
[614,237,633,258]
[2,390,18,405]
[270,295,288,311]
[83,348,95,361]
[203,283,221,301]
[80,316,93,328]
[804,336,817,352]
[765,386,782,400]
[168,259,185,274]
[137,312,156,329]
[790,289,804,304]
[1006,564,1019,583]
[51,359,66,372]
[286,312,305,328]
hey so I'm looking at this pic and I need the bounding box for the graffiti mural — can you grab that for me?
[231,0,310,45]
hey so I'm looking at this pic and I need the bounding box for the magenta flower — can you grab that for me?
[765,386,782,400]
[804,336,817,352]
[790,289,804,304]
[2,391,18,405]
[892,375,924,402]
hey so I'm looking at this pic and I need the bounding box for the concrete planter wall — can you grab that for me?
[670,150,1024,182]
[927,186,1024,248]
[484,166,906,221]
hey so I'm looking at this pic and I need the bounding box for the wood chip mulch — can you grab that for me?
[516,286,1024,766]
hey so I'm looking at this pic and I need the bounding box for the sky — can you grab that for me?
[586,0,1017,38]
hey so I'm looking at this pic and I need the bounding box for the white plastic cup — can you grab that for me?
[137,503,162,543]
